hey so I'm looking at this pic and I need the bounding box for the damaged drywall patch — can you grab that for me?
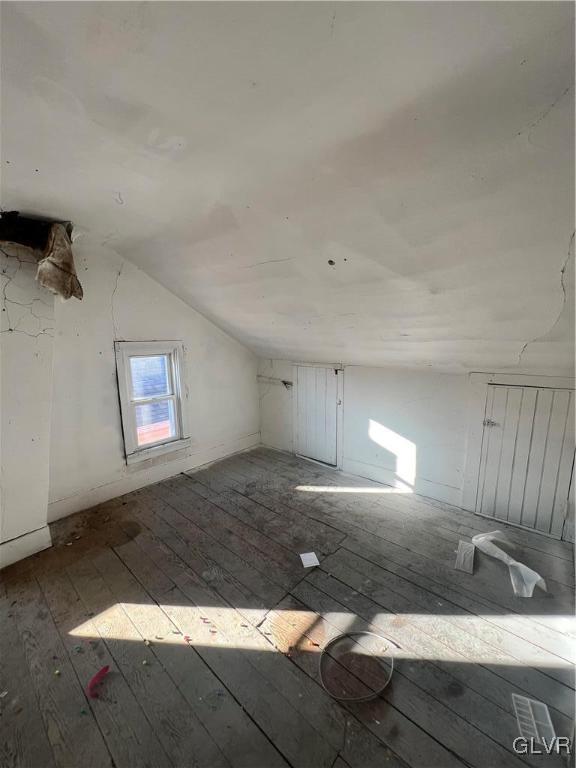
[0,212,83,301]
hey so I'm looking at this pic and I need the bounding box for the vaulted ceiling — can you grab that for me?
[2,2,574,372]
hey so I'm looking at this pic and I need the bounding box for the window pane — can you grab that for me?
[135,400,176,447]
[130,355,171,399]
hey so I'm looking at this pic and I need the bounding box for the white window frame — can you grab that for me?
[115,341,190,465]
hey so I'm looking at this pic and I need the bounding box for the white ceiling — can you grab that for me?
[2,2,574,372]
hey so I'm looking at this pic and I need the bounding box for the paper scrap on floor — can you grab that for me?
[454,540,475,573]
[300,552,320,568]
[471,531,546,598]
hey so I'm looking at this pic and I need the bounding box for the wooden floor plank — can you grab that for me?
[216,486,335,555]
[67,555,231,768]
[1,447,573,768]
[147,482,288,605]
[3,573,114,768]
[96,542,292,768]
[203,459,346,552]
[132,490,271,625]
[341,529,576,666]
[0,594,57,768]
[238,457,575,631]
[260,593,532,768]
[251,455,575,593]
[160,475,305,588]
[35,563,173,768]
[301,566,574,736]
[325,547,575,703]
[250,448,574,562]
[118,504,413,768]
[191,451,575,684]
[178,474,309,576]
[340,534,575,681]
[307,488,575,589]
[110,520,340,768]
[311,551,575,723]
[288,579,570,768]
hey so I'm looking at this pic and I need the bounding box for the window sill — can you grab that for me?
[126,437,191,466]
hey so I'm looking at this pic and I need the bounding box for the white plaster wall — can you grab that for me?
[259,359,469,506]
[1,245,55,547]
[48,238,260,521]
[342,366,469,505]
[258,359,294,454]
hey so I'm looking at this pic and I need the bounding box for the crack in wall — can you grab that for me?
[258,362,274,403]
[239,258,292,269]
[517,230,574,366]
[517,83,573,142]
[111,262,124,340]
[1,246,55,339]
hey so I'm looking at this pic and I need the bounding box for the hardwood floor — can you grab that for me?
[1,447,574,768]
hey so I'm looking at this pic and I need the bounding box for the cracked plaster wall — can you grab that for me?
[1,244,55,546]
[47,239,260,521]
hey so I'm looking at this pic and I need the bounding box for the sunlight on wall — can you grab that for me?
[68,603,574,667]
[368,419,416,490]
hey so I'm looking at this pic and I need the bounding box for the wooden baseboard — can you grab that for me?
[0,525,52,570]
[342,457,462,506]
[47,433,261,523]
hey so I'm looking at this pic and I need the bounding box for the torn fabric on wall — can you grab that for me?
[36,223,83,300]
[0,212,83,300]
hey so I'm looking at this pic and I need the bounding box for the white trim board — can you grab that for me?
[0,525,52,571]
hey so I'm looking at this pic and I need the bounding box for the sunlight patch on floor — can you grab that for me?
[68,604,575,667]
[294,485,412,494]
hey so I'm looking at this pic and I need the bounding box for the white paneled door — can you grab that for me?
[476,385,575,537]
[295,366,339,466]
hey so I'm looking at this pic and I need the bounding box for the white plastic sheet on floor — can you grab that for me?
[471,530,547,598]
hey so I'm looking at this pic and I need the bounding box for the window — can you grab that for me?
[115,341,190,464]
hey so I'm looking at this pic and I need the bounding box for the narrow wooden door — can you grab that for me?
[294,366,338,466]
[476,385,575,537]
